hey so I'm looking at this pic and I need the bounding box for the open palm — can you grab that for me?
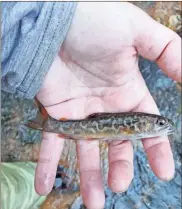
[35,3,181,209]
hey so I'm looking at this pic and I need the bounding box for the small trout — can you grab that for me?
[25,103,175,141]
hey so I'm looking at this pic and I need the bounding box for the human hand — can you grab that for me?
[35,2,181,209]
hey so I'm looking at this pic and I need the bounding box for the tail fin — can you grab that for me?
[25,98,48,131]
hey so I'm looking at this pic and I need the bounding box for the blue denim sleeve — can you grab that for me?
[1,2,77,99]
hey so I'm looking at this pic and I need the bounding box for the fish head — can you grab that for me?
[141,114,175,137]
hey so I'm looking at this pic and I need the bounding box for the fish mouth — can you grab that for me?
[157,126,175,136]
[167,126,175,134]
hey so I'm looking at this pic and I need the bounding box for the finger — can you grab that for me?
[132,5,181,82]
[35,132,64,195]
[76,140,105,209]
[133,91,175,180]
[40,100,105,208]
[108,140,134,193]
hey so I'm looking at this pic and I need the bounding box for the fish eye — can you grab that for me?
[157,119,166,126]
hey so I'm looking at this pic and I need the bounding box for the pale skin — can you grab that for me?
[35,3,181,209]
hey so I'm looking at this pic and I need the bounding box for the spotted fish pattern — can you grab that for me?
[26,111,175,141]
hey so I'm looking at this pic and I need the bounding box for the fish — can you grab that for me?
[25,100,175,141]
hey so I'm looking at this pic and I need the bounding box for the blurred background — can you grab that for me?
[1,2,181,209]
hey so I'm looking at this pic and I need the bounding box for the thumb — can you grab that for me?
[132,4,181,82]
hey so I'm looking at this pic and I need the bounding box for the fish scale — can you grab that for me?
[25,110,175,141]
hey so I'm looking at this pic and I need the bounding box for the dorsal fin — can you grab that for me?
[86,112,111,119]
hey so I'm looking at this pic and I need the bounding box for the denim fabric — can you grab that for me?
[1,2,77,99]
